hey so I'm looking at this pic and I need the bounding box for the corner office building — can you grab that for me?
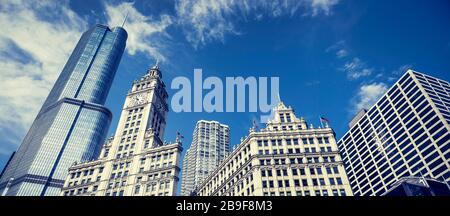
[197,102,353,196]
[338,70,450,196]
[0,24,127,196]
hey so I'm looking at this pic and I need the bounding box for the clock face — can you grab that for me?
[130,94,146,106]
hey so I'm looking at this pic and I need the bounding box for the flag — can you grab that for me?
[177,131,184,139]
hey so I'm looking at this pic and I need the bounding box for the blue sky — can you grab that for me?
[0,0,450,182]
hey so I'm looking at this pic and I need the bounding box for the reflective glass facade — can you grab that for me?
[338,70,450,196]
[0,25,127,196]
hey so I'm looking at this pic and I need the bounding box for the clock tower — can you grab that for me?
[60,63,183,196]
[123,64,168,140]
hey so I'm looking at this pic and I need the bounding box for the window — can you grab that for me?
[329,178,335,185]
[134,185,141,194]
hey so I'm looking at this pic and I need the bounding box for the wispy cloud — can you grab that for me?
[0,0,87,155]
[392,64,413,75]
[326,40,348,58]
[336,49,349,58]
[104,2,174,62]
[388,64,413,81]
[309,0,340,16]
[351,82,388,113]
[342,57,373,80]
[176,0,341,48]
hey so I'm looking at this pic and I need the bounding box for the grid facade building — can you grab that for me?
[0,24,127,196]
[338,69,450,196]
[197,102,353,196]
[181,120,230,196]
[60,65,182,196]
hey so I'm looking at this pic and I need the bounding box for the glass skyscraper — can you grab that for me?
[338,69,450,196]
[0,24,127,196]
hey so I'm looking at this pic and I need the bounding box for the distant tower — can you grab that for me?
[181,120,230,196]
[0,24,127,196]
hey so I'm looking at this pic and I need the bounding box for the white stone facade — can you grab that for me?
[60,65,182,196]
[196,102,353,196]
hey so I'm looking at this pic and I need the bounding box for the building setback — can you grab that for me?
[60,65,182,196]
[0,24,127,196]
[338,69,450,196]
[181,120,230,196]
[197,102,353,196]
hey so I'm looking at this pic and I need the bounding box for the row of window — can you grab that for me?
[261,166,340,177]
[258,156,337,165]
[257,137,330,147]
[258,146,333,155]
[263,189,347,196]
[262,177,344,188]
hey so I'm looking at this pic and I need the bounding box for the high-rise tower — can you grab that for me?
[181,120,230,196]
[60,65,182,196]
[0,24,127,196]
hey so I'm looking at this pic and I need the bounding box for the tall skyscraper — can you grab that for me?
[338,69,450,196]
[196,102,353,196]
[60,65,183,196]
[181,120,230,196]
[0,24,127,196]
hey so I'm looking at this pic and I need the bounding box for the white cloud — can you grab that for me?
[336,49,348,58]
[388,64,413,81]
[309,0,340,16]
[0,0,87,155]
[104,2,173,62]
[342,57,373,80]
[352,83,388,113]
[326,40,348,58]
[392,64,412,76]
[175,0,340,48]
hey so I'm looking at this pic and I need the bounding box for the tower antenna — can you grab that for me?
[121,11,129,28]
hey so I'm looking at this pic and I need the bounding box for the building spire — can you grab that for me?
[121,11,129,28]
[150,59,160,70]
